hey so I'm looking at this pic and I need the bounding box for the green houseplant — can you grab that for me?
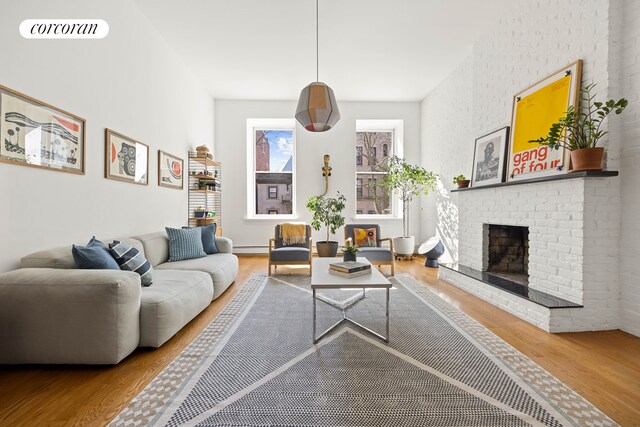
[380,156,437,256]
[453,174,470,188]
[342,243,359,262]
[529,83,628,172]
[305,192,346,257]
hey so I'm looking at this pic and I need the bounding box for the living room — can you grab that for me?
[1,0,639,425]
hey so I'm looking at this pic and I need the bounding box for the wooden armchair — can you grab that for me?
[344,224,395,275]
[268,224,313,276]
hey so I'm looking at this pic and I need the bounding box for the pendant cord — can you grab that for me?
[316,0,319,82]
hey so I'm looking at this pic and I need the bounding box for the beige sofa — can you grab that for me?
[0,232,238,365]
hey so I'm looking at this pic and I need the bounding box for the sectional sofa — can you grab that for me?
[0,231,238,365]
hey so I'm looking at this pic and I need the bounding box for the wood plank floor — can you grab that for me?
[1,256,639,426]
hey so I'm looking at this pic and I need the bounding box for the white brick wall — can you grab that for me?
[421,0,630,333]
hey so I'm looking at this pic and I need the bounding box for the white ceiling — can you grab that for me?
[134,0,513,101]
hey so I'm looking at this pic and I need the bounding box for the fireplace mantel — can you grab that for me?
[451,170,618,192]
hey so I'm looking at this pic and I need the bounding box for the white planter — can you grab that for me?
[393,236,415,256]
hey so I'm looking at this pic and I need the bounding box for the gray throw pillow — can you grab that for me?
[165,227,207,261]
[182,224,218,254]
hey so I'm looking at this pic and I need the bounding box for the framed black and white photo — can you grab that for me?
[471,126,509,187]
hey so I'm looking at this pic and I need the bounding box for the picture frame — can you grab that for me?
[105,128,149,185]
[158,150,184,189]
[471,126,510,187]
[507,60,582,181]
[0,84,86,174]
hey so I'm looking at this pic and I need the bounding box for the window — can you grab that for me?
[246,119,295,218]
[355,120,403,217]
[268,186,278,199]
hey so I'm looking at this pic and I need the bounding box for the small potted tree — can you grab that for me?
[380,156,437,256]
[305,192,346,257]
[529,83,628,172]
[453,174,470,188]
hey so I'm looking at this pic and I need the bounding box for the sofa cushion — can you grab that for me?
[72,237,120,270]
[139,269,213,348]
[131,232,169,267]
[166,227,207,262]
[21,237,144,269]
[270,247,311,262]
[156,253,239,300]
[358,247,393,262]
[109,240,154,287]
[183,224,218,254]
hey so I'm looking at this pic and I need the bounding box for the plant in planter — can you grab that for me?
[342,243,359,262]
[380,156,437,256]
[305,192,346,257]
[453,174,470,188]
[529,83,628,172]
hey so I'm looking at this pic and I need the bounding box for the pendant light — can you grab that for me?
[295,0,340,132]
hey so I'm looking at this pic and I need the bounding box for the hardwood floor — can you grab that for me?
[1,256,639,426]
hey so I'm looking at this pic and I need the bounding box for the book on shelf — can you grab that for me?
[328,268,372,279]
[329,261,371,274]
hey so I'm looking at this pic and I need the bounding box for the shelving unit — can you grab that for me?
[188,153,222,236]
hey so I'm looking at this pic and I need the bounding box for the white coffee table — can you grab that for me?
[311,257,391,343]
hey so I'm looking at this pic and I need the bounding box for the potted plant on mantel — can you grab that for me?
[380,156,437,257]
[453,174,470,188]
[305,192,346,257]
[529,83,628,172]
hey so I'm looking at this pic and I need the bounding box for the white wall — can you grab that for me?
[215,100,421,251]
[620,0,640,337]
[0,0,214,272]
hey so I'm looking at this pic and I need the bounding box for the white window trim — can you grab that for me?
[246,118,297,220]
[354,119,404,220]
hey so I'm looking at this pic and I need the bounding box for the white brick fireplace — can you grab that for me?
[440,175,620,333]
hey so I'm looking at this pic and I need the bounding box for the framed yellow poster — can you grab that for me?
[507,60,582,181]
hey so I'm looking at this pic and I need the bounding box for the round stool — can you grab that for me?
[418,237,445,268]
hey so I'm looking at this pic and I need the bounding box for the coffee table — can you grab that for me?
[311,257,391,343]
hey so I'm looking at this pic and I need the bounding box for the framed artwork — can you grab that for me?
[158,150,183,189]
[507,60,582,181]
[471,126,509,187]
[0,84,85,174]
[105,128,149,185]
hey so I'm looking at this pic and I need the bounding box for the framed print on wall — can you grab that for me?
[471,126,509,187]
[105,128,149,185]
[507,60,582,181]
[0,84,85,174]
[158,150,183,189]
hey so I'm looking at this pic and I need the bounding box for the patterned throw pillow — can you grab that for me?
[354,228,377,247]
[182,223,218,254]
[72,236,121,270]
[109,241,153,287]
[165,227,207,261]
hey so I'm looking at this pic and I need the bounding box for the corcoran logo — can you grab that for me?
[20,19,109,39]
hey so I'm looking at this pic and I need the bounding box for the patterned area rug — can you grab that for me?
[111,273,616,426]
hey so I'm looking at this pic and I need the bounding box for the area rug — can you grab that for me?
[110,273,616,426]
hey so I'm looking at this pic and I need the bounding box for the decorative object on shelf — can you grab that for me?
[158,150,184,189]
[0,84,86,174]
[195,144,212,159]
[471,126,510,187]
[295,0,340,132]
[105,129,149,185]
[418,236,445,268]
[529,83,628,172]
[305,191,346,257]
[188,152,222,235]
[507,60,582,182]
[380,156,437,256]
[453,174,470,189]
[341,243,359,262]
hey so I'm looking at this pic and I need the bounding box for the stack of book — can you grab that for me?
[328,261,372,278]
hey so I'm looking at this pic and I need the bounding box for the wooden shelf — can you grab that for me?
[189,155,221,167]
[192,175,219,182]
[451,170,618,192]
[192,189,222,195]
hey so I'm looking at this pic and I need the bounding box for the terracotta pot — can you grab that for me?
[316,241,338,257]
[456,179,470,188]
[570,147,604,172]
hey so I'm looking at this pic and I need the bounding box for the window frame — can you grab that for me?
[268,186,278,199]
[246,118,296,220]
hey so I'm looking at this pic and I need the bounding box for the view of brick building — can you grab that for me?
[255,130,293,215]
[355,131,392,215]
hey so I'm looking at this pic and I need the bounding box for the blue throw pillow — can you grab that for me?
[72,237,120,270]
[182,224,218,254]
[109,240,154,287]
[166,227,207,261]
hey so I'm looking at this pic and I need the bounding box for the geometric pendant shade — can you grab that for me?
[295,81,341,132]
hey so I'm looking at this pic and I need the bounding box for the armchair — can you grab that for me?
[268,224,313,276]
[344,224,395,275]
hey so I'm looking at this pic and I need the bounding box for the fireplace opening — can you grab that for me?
[485,224,529,285]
